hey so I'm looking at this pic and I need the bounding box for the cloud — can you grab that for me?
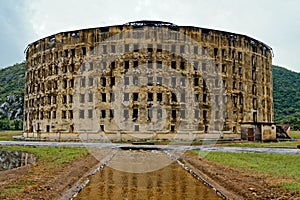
[0,0,37,68]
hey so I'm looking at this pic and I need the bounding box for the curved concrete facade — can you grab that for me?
[24,21,273,141]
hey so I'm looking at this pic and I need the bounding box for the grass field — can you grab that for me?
[190,150,300,191]
[0,145,88,166]
[0,130,22,141]
[290,131,300,138]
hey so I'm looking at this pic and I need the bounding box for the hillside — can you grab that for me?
[0,62,25,129]
[272,65,300,129]
[0,63,299,130]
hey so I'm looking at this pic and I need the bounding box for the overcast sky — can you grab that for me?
[0,0,299,72]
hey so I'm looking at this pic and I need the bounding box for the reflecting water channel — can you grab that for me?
[74,150,221,200]
[0,150,36,171]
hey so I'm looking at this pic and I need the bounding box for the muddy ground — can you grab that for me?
[0,150,299,200]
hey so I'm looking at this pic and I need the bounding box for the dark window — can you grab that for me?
[157,93,162,102]
[194,46,198,54]
[172,110,176,119]
[100,125,104,131]
[110,77,115,86]
[181,109,185,119]
[103,45,107,54]
[148,44,153,52]
[171,124,175,132]
[214,48,218,57]
[89,77,93,86]
[81,78,86,87]
[101,93,106,102]
[101,77,106,86]
[157,44,162,52]
[101,110,106,118]
[133,76,139,85]
[195,94,199,101]
[111,61,115,70]
[70,64,74,72]
[79,110,84,119]
[133,61,138,68]
[124,76,129,85]
[171,77,176,87]
[194,109,199,119]
[64,49,68,57]
[194,77,199,86]
[69,110,73,119]
[194,61,199,70]
[180,77,185,86]
[88,109,93,118]
[157,77,162,85]
[62,110,67,119]
[62,95,67,104]
[80,94,85,103]
[222,64,226,73]
[134,44,139,52]
[82,47,86,55]
[124,61,129,69]
[148,93,153,101]
[203,94,207,103]
[133,93,139,101]
[180,93,185,102]
[110,109,114,118]
[148,109,153,120]
[148,60,153,68]
[157,109,162,119]
[133,108,138,119]
[88,93,93,102]
[171,44,176,52]
[171,93,177,102]
[124,109,129,119]
[111,45,115,53]
[180,45,185,53]
[125,44,129,52]
[110,93,115,102]
[171,61,176,69]
[157,60,162,69]
[124,93,129,101]
[89,62,94,71]
[134,125,139,131]
[180,61,185,70]
[203,110,208,122]
[148,77,153,85]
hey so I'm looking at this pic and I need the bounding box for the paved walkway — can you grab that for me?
[0,141,299,155]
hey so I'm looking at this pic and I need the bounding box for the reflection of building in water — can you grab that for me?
[23,20,275,141]
[0,150,36,170]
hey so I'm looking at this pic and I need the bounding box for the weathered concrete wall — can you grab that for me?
[23,21,273,141]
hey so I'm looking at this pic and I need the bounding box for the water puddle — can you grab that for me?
[74,150,221,199]
[0,150,36,171]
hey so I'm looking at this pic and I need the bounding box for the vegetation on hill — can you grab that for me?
[0,62,25,130]
[0,63,299,130]
[272,65,300,130]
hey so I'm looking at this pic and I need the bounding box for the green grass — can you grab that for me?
[0,130,22,141]
[290,131,300,138]
[1,180,34,195]
[219,141,297,148]
[0,146,88,166]
[190,150,300,191]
